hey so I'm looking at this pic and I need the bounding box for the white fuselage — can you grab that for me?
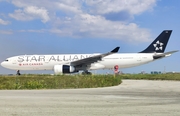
[1,53,159,71]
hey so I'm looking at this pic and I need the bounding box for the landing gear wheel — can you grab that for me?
[16,70,21,75]
[82,71,92,75]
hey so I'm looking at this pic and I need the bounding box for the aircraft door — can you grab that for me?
[137,55,141,62]
[12,59,17,64]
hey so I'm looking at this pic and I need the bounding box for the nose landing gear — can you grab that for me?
[16,70,21,75]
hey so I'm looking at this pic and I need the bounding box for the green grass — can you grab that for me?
[1,73,180,90]
[0,74,122,90]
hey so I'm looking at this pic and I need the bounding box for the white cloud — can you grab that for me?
[9,9,34,21]
[8,0,157,43]
[25,6,50,23]
[84,0,156,15]
[0,30,13,34]
[56,3,82,14]
[9,6,50,23]
[0,18,10,25]
[51,13,150,42]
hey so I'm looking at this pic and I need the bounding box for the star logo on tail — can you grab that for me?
[153,40,164,51]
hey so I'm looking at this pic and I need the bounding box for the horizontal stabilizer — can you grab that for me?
[163,50,179,56]
[153,50,178,59]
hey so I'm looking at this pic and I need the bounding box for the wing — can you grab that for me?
[70,47,120,66]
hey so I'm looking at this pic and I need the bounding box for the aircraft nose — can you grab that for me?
[1,61,9,68]
[1,61,11,69]
[1,61,5,67]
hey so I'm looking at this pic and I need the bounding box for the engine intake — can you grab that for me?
[54,65,76,74]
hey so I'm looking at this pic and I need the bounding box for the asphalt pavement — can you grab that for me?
[0,80,180,116]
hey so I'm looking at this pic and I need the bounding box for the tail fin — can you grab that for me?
[140,30,172,53]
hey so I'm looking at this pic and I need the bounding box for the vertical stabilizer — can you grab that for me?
[140,30,172,53]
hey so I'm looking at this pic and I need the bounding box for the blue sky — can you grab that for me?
[0,0,179,74]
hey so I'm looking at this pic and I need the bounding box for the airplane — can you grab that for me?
[1,30,178,75]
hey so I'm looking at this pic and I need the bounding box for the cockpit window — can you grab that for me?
[5,59,8,61]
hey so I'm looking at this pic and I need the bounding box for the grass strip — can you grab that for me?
[0,74,122,90]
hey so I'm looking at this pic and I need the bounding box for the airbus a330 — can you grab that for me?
[1,30,178,75]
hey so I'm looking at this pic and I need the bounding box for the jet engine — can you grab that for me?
[54,65,76,74]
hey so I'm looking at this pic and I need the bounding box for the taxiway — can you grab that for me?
[0,80,180,116]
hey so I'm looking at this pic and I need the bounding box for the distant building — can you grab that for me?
[151,71,161,74]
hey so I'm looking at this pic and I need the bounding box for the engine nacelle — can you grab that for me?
[54,65,76,74]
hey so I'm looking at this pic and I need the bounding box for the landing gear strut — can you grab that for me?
[16,70,21,75]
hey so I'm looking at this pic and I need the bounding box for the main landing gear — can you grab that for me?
[82,70,92,75]
[16,70,21,75]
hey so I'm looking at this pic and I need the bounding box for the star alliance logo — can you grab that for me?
[153,40,164,51]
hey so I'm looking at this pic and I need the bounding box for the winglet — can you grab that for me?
[101,47,120,58]
[111,47,120,53]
